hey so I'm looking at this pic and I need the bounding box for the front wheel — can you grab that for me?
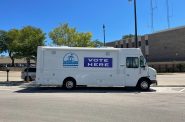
[137,79,150,91]
[63,80,76,90]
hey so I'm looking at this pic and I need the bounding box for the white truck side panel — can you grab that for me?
[35,47,155,87]
[36,47,124,86]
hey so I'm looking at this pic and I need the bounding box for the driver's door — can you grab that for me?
[125,56,140,86]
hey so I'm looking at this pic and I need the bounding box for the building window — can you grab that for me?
[132,42,135,47]
[139,41,141,47]
[126,43,129,48]
[145,40,149,45]
[121,44,123,48]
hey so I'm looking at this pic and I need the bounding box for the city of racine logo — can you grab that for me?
[63,52,79,67]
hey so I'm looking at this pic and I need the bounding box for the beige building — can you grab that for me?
[107,26,185,62]
[106,26,185,72]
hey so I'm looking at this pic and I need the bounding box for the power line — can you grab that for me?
[166,0,170,28]
[150,0,157,32]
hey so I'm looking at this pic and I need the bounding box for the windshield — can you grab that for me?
[140,56,146,67]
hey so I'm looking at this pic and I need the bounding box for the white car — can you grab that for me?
[21,67,36,81]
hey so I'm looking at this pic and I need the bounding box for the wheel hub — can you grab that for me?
[141,81,149,89]
[66,81,74,89]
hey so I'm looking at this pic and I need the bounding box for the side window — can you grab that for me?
[30,68,36,72]
[126,57,139,68]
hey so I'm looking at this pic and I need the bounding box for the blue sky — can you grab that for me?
[1,0,185,45]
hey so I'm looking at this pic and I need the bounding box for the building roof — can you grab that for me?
[107,25,185,43]
[151,25,185,35]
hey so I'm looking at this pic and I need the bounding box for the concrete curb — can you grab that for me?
[154,85,185,87]
[0,81,28,86]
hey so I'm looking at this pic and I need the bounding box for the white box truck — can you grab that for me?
[35,46,157,90]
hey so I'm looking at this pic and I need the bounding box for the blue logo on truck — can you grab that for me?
[63,53,79,67]
[84,57,112,68]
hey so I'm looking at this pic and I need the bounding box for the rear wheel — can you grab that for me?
[63,79,76,90]
[137,79,150,91]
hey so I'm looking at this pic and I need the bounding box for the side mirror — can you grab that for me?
[141,65,146,68]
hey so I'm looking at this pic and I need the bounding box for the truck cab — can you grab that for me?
[120,49,157,90]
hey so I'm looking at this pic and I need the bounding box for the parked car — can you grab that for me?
[21,67,36,81]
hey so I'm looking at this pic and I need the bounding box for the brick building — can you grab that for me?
[106,26,185,72]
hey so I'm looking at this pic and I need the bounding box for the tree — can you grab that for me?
[76,32,93,47]
[92,40,104,47]
[49,23,93,47]
[7,29,20,66]
[0,29,19,66]
[122,34,135,40]
[15,26,45,65]
[0,30,8,53]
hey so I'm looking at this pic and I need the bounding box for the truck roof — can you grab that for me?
[38,46,141,52]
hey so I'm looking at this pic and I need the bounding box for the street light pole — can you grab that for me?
[134,0,138,48]
[129,0,138,48]
[6,65,10,82]
[103,24,106,47]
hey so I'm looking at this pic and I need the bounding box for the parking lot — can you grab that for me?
[0,71,185,122]
[0,86,185,122]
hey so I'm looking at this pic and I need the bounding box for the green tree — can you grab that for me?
[0,30,8,53]
[76,32,93,47]
[7,29,20,66]
[92,40,104,47]
[15,26,45,65]
[49,23,93,47]
[0,29,19,66]
[122,34,135,40]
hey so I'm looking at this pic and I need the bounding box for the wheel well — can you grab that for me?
[63,77,76,85]
[137,77,150,86]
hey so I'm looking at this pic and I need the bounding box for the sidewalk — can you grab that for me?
[157,73,185,87]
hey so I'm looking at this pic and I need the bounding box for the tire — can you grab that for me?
[24,76,32,81]
[63,79,76,90]
[137,79,150,91]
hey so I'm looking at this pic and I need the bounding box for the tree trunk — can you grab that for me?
[11,58,15,67]
[8,51,15,67]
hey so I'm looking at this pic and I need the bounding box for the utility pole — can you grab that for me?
[166,0,170,28]
[150,0,154,32]
[129,0,138,48]
[103,24,106,46]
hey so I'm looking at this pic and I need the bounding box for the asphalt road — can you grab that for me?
[0,86,185,122]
